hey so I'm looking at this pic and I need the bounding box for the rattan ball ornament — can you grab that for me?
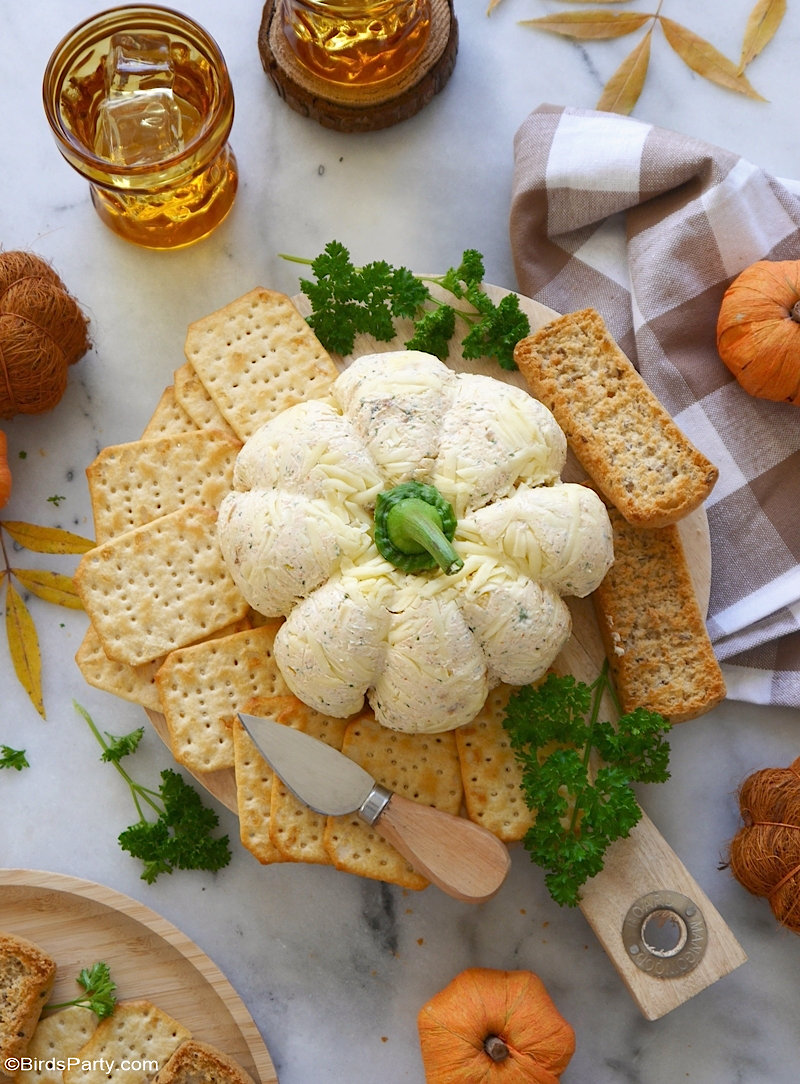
[727,755,800,932]
[0,251,90,417]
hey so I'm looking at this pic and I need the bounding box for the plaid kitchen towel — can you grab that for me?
[510,103,800,709]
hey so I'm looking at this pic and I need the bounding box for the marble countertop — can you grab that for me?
[2,1,800,1081]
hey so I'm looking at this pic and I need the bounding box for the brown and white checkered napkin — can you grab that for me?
[510,103,800,708]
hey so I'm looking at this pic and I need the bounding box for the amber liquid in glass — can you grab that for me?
[44,10,237,250]
[57,55,236,249]
[282,0,431,85]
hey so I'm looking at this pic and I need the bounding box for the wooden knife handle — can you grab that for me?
[375,793,511,903]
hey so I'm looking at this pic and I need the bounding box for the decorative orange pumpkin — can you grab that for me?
[716,259,800,405]
[0,430,11,509]
[417,967,575,1083]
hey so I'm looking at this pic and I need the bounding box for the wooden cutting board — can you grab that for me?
[0,869,278,1083]
[146,283,746,1020]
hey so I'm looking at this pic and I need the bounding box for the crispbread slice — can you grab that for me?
[455,684,535,842]
[14,1007,97,1084]
[183,288,339,441]
[87,429,241,543]
[231,713,284,865]
[514,308,718,527]
[74,506,250,667]
[0,934,56,1064]
[155,622,288,773]
[63,1000,190,1084]
[173,363,238,439]
[592,506,726,722]
[153,1040,255,1084]
[324,716,463,890]
[140,385,198,439]
[263,696,349,863]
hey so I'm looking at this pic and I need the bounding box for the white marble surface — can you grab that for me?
[2,1,800,1082]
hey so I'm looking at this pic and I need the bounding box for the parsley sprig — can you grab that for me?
[49,961,117,1019]
[281,241,530,370]
[0,745,29,771]
[503,665,671,908]
[75,703,231,884]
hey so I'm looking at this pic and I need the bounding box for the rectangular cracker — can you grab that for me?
[156,623,288,773]
[324,716,463,890]
[514,308,718,527]
[263,696,349,864]
[232,714,284,866]
[183,288,339,441]
[14,1007,97,1084]
[173,363,239,439]
[74,505,250,667]
[87,429,241,543]
[140,385,198,439]
[455,684,535,843]
[63,1000,190,1084]
[76,623,163,711]
[592,505,726,722]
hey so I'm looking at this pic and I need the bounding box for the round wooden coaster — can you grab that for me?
[258,0,458,131]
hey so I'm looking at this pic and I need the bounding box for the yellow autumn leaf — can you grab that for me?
[659,17,767,99]
[519,10,652,39]
[12,568,84,610]
[2,521,94,555]
[739,0,786,71]
[597,28,652,114]
[5,581,44,718]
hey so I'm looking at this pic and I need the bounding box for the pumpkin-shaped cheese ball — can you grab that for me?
[218,351,613,733]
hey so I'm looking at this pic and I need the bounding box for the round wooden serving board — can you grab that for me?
[0,869,278,1083]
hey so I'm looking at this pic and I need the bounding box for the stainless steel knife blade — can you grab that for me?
[237,712,376,817]
[237,711,511,904]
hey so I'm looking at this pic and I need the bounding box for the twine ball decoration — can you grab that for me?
[728,755,800,932]
[0,251,89,417]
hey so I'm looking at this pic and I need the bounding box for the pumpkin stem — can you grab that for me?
[483,1035,510,1062]
[791,301,800,323]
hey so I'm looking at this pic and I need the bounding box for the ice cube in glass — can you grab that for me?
[105,31,174,95]
[95,89,183,166]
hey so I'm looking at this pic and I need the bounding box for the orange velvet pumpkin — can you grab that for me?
[716,259,800,405]
[417,968,575,1083]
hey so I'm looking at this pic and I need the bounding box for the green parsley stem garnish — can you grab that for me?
[0,745,29,771]
[503,664,671,908]
[280,241,530,370]
[75,702,231,885]
[48,961,117,1019]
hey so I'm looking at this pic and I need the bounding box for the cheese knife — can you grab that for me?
[237,712,511,903]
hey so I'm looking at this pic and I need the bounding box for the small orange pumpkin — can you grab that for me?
[0,430,11,509]
[417,967,575,1084]
[716,259,800,405]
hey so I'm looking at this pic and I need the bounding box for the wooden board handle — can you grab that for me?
[578,809,747,1020]
[376,793,511,903]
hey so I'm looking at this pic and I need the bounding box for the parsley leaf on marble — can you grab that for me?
[281,240,530,369]
[0,745,29,771]
[503,664,671,907]
[76,703,231,884]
